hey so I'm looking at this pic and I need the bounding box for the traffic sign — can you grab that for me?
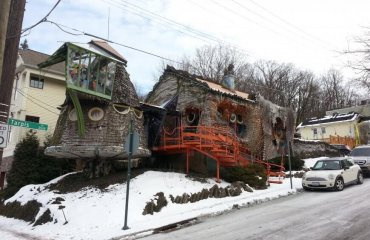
[7,118,48,131]
[0,123,9,148]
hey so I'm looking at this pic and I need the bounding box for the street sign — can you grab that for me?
[125,131,139,154]
[124,130,139,155]
[7,118,48,131]
[0,123,9,148]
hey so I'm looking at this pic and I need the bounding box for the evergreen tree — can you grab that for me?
[5,131,40,198]
[20,39,29,50]
[3,131,73,199]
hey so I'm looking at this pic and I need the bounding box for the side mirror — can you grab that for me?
[344,166,349,170]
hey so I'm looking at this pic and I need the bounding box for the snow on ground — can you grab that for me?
[0,157,322,240]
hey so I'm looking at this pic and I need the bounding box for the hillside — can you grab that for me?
[0,169,304,240]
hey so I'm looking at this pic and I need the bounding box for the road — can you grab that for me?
[142,179,370,240]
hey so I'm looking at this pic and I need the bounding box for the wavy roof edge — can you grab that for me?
[147,65,255,103]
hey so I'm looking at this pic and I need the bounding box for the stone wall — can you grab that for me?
[293,139,341,159]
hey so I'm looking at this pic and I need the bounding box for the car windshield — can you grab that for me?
[312,160,341,170]
[350,147,370,156]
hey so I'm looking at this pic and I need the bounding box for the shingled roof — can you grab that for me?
[297,112,359,128]
[18,49,65,74]
[148,65,254,103]
[90,40,127,65]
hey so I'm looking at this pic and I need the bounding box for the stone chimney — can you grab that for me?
[221,64,235,91]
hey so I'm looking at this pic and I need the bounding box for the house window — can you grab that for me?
[30,75,44,89]
[25,115,40,123]
[67,45,116,99]
[312,128,318,139]
[321,127,326,134]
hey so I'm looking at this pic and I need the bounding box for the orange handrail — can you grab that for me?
[153,125,284,183]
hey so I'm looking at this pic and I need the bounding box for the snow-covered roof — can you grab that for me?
[297,112,359,128]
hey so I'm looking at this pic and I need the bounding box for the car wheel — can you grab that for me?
[303,186,310,191]
[334,177,344,191]
[357,172,364,184]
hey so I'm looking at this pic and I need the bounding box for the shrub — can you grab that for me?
[0,200,41,222]
[3,131,73,200]
[222,164,267,189]
[268,155,304,171]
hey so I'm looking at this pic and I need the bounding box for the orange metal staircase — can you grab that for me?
[152,125,285,183]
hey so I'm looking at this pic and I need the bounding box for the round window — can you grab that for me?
[68,108,78,121]
[88,107,104,121]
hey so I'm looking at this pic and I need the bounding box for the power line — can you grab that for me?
[103,0,212,45]
[245,0,333,49]
[46,20,187,66]
[21,0,61,34]
[15,88,60,115]
[231,0,333,51]
[46,21,84,36]
[103,0,252,56]
[113,0,221,43]
[210,0,326,51]
[210,0,282,37]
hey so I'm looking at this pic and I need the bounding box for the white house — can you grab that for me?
[0,49,66,189]
[296,112,361,148]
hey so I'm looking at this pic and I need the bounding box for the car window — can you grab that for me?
[350,147,370,156]
[313,161,324,169]
[312,160,341,170]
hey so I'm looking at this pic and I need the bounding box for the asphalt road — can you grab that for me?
[142,179,370,240]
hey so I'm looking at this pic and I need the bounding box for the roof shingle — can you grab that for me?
[19,49,65,74]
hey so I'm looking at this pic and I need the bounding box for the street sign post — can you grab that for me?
[7,118,48,131]
[122,119,139,230]
[0,123,9,148]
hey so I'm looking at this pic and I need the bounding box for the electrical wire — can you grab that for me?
[46,21,84,36]
[102,0,252,56]
[210,0,283,38]
[15,88,60,115]
[231,0,333,51]
[112,0,229,44]
[46,20,190,67]
[17,87,59,110]
[102,0,214,45]
[21,0,61,34]
[245,0,333,48]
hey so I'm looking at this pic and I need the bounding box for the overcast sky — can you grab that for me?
[21,0,370,94]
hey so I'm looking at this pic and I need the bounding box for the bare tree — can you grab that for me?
[344,30,370,92]
[175,44,251,84]
[157,44,359,126]
[252,60,301,108]
[295,72,323,124]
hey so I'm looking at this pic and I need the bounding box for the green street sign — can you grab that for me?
[7,118,48,131]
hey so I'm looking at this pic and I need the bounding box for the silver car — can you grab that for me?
[349,145,370,175]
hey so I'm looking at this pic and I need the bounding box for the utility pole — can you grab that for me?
[0,0,11,86]
[0,0,26,167]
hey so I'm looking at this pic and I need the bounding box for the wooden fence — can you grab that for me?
[328,135,356,149]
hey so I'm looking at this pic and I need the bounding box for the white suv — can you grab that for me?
[349,145,370,175]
